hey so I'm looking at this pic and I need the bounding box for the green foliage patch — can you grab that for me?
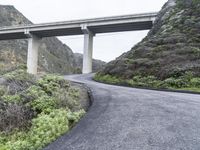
[0,109,84,150]
[0,71,85,150]
[3,69,35,83]
[94,72,200,92]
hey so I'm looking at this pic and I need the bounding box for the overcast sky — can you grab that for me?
[1,0,167,62]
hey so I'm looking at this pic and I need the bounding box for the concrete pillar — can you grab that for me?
[81,25,94,74]
[27,34,41,74]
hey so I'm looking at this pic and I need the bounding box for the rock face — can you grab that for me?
[99,0,200,79]
[0,5,105,74]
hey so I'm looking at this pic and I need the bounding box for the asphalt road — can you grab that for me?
[44,74,200,150]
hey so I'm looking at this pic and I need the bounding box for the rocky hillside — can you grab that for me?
[99,0,200,80]
[0,5,105,74]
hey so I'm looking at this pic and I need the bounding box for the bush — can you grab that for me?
[191,78,200,88]
[131,75,160,88]
[94,73,121,84]
[0,103,34,132]
[37,75,64,95]
[25,85,57,113]
[0,86,6,97]
[30,95,57,114]
[53,88,81,111]
[0,72,86,149]
[94,72,200,92]
[2,95,21,103]
[3,69,35,83]
[24,75,77,113]
[2,69,35,94]
[162,77,187,88]
[0,109,85,150]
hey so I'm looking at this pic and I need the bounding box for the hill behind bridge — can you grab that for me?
[96,0,200,92]
[0,5,105,74]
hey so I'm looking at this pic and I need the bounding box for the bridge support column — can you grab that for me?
[27,34,41,74]
[82,25,94,74]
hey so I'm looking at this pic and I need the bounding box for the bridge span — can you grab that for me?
[0,12,157,74]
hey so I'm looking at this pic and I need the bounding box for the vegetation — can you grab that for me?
[0,69,85,150]
[98,0,200,81]
[94,72,200,92]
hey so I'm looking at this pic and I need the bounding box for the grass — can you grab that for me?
[0,69,85,150]
[94,72,200,93]
[177,87,200,93]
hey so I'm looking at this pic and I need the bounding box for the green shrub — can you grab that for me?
[2,95,21,103]
[131,75,160,88]
[53,88,81,111]
[94,74,121,84]
[25,85,57,113]
[94,72,200,92]
[162,72,194,88]
[37,75,62,95]
[37,75,70,92]
[26,75,79,113]
[68,88,79,99]
[191,78,200,87]
[3,69,35,83]
[182,71,193,82]
[30,95,57,114]
[0,72,86,150]
[1,109,85,150]
[0,86,6,97]
[67,109,85,128]
[26,86,46,99]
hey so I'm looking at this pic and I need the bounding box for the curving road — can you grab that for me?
[44,74,200,150]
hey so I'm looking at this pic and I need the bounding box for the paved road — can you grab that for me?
[44,74,200,150]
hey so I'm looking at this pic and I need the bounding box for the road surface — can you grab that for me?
[44,74,200,150]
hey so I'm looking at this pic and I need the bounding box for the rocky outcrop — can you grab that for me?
[0,5,105,74]
[99,0,200,79]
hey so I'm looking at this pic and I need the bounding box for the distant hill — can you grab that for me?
[74,53,105,73]
[0,5,105,74]
[98,0,200,79]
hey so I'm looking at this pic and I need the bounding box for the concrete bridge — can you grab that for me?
[0,12,157,74]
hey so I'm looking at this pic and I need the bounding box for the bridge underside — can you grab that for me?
[0,21,153,40]
[0,12,157,74]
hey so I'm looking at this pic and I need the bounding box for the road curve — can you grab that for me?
[44,74,200,150]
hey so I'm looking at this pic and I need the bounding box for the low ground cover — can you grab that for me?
[94,72,200,92]
[0,69,85,150]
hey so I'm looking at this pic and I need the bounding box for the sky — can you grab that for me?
[1,0,167,62]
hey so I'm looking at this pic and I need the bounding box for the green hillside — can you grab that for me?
[95,0,200,92]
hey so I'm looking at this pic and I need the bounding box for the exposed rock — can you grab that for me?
[99,0,200,79]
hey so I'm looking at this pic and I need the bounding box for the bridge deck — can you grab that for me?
[0,12,157,40]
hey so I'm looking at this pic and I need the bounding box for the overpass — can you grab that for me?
[0,12,157,74]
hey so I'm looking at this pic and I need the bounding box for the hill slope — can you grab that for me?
[98,0,200,80]
[0,5,105,74]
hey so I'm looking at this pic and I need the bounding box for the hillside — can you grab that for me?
[0,5,105,74]
[95,0,200,91]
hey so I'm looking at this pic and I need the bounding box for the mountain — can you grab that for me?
[0,5,105,74]
[98,0,200,80]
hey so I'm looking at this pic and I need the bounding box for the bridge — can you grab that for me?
[0,12,157,74]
